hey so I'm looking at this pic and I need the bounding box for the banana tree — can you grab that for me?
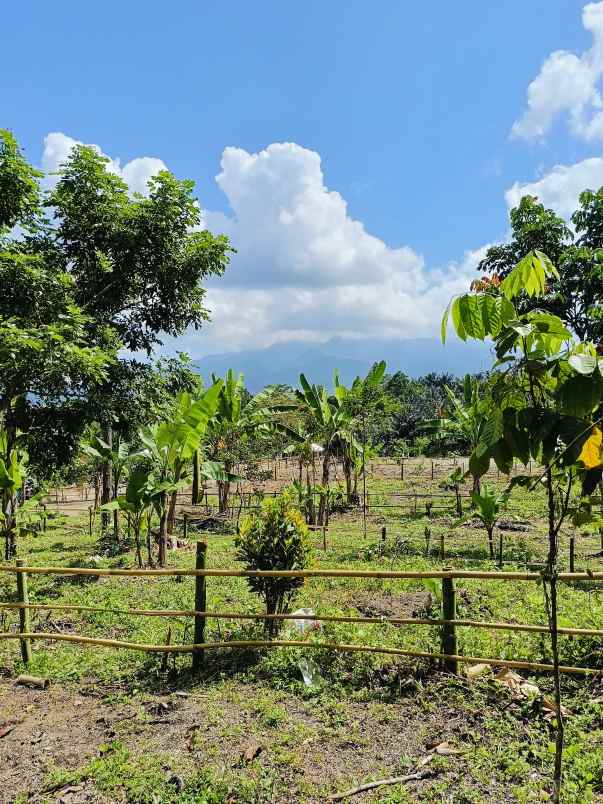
[334,361,387,504]
[101,466,157,567]
[440,467,464,516]
[82,435,142,541]
[452,483,508,559]
[139,382,222,565]
[295,375,359,525]
[205,371,273,515]
[0,427,46,559]
[422,375,490,492]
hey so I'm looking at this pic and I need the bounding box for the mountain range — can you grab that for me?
[192,337,492,391]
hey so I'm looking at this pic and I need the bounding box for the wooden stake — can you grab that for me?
[323,526,327,552]
[569,537,575,574]
[440,533,445,561]
[498,532,504,569]
[441,569,458,674]
[88,506,93,537]
[183,513,189,542]
[16,559,31,666]
[381,526,386,543]
[192,541,207,673]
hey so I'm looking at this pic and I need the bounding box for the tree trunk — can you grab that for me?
[167,490,177,538]
[112,474,120,543]
[158,494,168,567]
[145,511,154,568]
[93,472,100,511]
[192,450,200,505]
[343,453,353,504]
[134,521,143,568]
[3,495,16,560]
[487,526,494,560]
[317,453,330,525]
[218,462,232,515]
[305,467,315,524]
[545,467,564,803]
[100,423,112,534]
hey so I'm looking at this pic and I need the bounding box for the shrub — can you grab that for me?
[235,492,311,637]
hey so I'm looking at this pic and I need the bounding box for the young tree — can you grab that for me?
[452,483,509,559]
[139,384,222,565]
[443,249,603,801]
[294,375,358,524]
[422,375,490,491]
[235,493,311,638]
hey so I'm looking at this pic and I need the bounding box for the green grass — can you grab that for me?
[1,472,602,802]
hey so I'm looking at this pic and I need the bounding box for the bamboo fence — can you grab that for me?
[1,563,602,678]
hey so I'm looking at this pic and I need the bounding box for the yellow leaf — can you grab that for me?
[579,426,603,469]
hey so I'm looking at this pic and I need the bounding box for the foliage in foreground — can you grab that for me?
[236,493,312,636]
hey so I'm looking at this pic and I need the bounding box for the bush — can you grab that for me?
[235,492,312,637]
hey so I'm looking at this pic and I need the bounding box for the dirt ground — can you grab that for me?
[0,674,498,804]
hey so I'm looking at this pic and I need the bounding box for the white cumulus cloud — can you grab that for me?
[38,134,485,355]
[512,2,603,142]
[42,132,167,194]
[195,142,484,353]
[505,156,603,219]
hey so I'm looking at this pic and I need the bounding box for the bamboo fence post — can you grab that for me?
[16,559,32,666]
[41,504,46,532]
[569,537,575,574]
[441,569,458,674]
[431,461,434,481]
[440,533,445,561]
[323,526,327,552]
[498,532,504,569]
[88,506,93,537]
[192,541,207,673]
[400,459,404,481]
[381,526,386,543]
[183,513,189,542]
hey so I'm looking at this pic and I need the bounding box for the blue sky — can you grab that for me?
[3,1,603,355]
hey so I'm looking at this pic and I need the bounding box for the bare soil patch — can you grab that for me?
[0,675,512,803]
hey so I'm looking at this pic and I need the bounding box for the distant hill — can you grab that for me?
[193,337,492,391]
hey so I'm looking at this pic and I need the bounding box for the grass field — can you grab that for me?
[1,473,602,803]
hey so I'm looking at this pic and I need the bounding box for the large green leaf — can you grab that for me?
[500,250,559,301]
[558,372,603,418]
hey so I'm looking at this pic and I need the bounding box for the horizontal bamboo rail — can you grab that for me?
[0,632,599,676]
[1,601,602,638]
[1,564,601,580]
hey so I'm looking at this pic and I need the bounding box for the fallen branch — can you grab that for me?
[327,770,431,801]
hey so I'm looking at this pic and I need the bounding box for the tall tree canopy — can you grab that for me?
[478,193,603,341]
[0,130,232,476]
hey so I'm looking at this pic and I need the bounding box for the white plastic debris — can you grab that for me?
[290,608,323,686]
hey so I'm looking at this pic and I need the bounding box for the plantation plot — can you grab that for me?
[0,484,601,802]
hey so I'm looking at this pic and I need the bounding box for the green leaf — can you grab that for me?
[500,250,558,301]
[469,449,490,480]
[558,373,603,418]
[568,353,597,375]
